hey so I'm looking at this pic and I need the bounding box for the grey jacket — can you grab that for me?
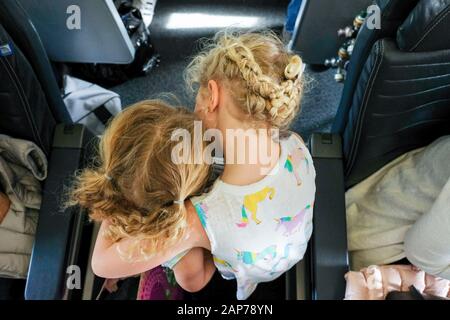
[0,135,47,278]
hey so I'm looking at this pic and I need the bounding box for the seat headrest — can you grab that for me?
[397,0,450,52]
[375,0,419,21]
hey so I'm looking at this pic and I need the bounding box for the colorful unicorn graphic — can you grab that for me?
[275,205,311,236]
[270,243,293,275]
[236,187,276,228]
[284,155,294,171]
[235,245,277,265]
[213,257,237,273]
[194,202,208,228]
[285,147,310,186]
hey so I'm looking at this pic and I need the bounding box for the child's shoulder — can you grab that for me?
[190,179,222,207]
[280,130,307,149]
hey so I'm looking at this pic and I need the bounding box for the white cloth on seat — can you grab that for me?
[132,0,157,28]
[346,136,450,271]
[63,75,122,136]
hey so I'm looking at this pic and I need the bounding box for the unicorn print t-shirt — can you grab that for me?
[190,132,316,300]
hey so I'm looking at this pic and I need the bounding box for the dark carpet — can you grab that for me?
[112,0,343,141]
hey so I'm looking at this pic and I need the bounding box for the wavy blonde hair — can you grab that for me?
[68,100,211,259]
[186,30,305,129]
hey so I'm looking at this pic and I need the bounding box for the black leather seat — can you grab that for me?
[0,0,93,300]
[336,0,450,187]
[0,0,72,128]
[307,0,450,299]
[333,0,421,140]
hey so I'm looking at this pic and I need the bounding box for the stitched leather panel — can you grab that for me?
[343,39,450,187]
[0,24,55,155]
[0,0,71,123]
[397,0,450,52]
[332,0,420,133]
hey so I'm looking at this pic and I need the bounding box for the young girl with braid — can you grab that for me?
[71,31,315,300]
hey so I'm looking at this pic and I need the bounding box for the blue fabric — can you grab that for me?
[285,0,302,33]
[162,250,189,269]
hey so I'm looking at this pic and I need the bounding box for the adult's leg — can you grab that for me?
[404,178,450,280]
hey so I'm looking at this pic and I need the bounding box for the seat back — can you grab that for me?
[0,0,72,155]
[333,0,420,133]
[334,0,450,187]
[0,23,55,155]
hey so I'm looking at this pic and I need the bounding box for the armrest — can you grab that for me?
[308,133,348,300]
[25,124,95,300]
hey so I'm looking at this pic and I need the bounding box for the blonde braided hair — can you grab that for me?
[186,31,305,129]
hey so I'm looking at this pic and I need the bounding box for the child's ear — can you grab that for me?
[207,80,220,113]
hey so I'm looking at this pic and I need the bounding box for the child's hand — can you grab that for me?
[0,192,11,224]
[173,247,216,293]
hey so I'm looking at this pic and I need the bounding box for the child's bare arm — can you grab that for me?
[91,200,210,279]
[173,247,216,292]
[91,220,196,279]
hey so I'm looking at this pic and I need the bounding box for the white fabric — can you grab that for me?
[191,133,316,299]
[63,75,122,136]
[132,0,157,28]
[346,136,450,272]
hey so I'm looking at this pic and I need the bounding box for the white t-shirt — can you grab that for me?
[189,132,316,299]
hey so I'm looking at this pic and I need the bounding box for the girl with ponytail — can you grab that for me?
[69,100,216,289]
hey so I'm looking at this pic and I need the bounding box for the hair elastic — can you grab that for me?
[284,55,304,80]
[173,200,184,205]
[105,174,112,181]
